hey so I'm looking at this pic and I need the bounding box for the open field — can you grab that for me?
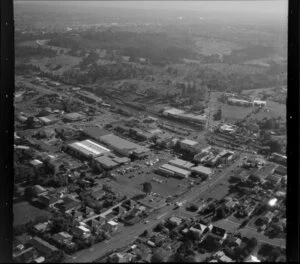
[220,103,253,122]
[194,37,244,56]
[13,201,51,226]
[29,54,81,75]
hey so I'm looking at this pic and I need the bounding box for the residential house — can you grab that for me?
[33,256,46,263]
[210,226,227,243]
[189,223,208,239]
[91,189,106,201]
[103,220,119,233]
[262,211,274,224]
[109,252,134,263]
[55,197,81,214]
[28,237,58,257]
[168,216,182,227]
[265,174,282,187]
[33,222,49,234]
[33,185,48,197]
[52,232,73,245]
[37,194,61,208]
[274,165,287,176]
[72,225,91,239]
[13,247,38,263]
[214,251,234,262]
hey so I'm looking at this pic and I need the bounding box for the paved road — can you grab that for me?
[64,155,246,263]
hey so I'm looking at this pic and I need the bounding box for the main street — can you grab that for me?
[64,155,246,263]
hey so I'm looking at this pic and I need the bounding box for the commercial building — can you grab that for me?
[68,139,111,159]
[63,112,85,122]
[99,134,150,158]
[253,100,267,107]
[168,158,195,170]
[83,126,112,142]
[38,116,57,125]
[157,164,191,179]
[94,156,119,170]
[76,90,102,104]
[163,108,207,125]
[227,98,253,106]
[270,152,287,166]
[180,139,199,152]
[191,165,213,178]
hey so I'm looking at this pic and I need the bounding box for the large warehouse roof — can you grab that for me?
[160,164,191,177]
[69,139,110,157]
[83,126,112,140]
[99,134,149,154]
[191,165,213,176]
[168,158,194,170]
[94,156,119,169]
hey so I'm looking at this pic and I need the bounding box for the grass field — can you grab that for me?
[220,103,253,122]
[13,201,51,226]
[29,54,81,75]
[194,37,244,56]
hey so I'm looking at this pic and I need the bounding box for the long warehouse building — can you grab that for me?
[67,139,111,159]
[157,164,191,179]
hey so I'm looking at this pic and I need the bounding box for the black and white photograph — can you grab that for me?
[6,0,292,262]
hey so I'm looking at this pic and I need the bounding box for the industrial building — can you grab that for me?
[157,164,191,179]
[180,139,200,152]
[168,158,195,170]
[191,165,213,178]
[163,108,207,125]
[68,139,111,159]
[99,134,150,158]
[227,98,253,107]
[63,112,85,122]
[76,90,102,104]
[94,156,119,170]
[253,100,267,107]
[83,126,112,142]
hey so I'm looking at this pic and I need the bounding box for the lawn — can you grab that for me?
[13,201,51,227]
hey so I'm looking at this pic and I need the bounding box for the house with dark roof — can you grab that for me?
[55,197,81,214]
[28,237,58,257]
[91,189,106,201]
[37,194,61,208]
[274,165,287,176]
[210,226,227,242]
[52,232,73,245]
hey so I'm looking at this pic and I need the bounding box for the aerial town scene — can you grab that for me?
[13,1,287,263]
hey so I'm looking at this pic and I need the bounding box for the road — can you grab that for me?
[64,155,246,263]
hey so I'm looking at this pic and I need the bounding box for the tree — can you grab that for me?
[247,237,258,251]
[142,182,152,194]
[24,186,37,200]
[151,252,165,263]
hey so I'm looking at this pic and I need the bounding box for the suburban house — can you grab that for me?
[33,222,49,234]
[28,237,58,257]
[37,194,61,208]
[72,225,91,239]
[55,197,81,214]
[189,223,208,239]
[210,226,227,243]
[52,232,73,246]
[103,220,119,233]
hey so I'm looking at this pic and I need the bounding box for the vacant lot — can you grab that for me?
[29,54,81,75]
[13,201,51,226]
[219,103,254,122]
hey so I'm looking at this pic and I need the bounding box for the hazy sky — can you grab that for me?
[15,1,288,15]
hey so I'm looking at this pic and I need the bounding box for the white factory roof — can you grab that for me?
[69,139,110,157]
[191,165,213,175]
[160,164,191,176]
[181,139,199,146]
[168,158,194,169]
[39,116,52,123]
[107,220,118,226]
[228,98,251,104]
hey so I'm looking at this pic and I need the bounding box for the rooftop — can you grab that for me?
[69,139,111,157]
[180,139,199,146]
[94,155,119,168]
[191,165,213,175]
[83,126,112,140]
[160,164,191,176]
[168,158,195,169]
